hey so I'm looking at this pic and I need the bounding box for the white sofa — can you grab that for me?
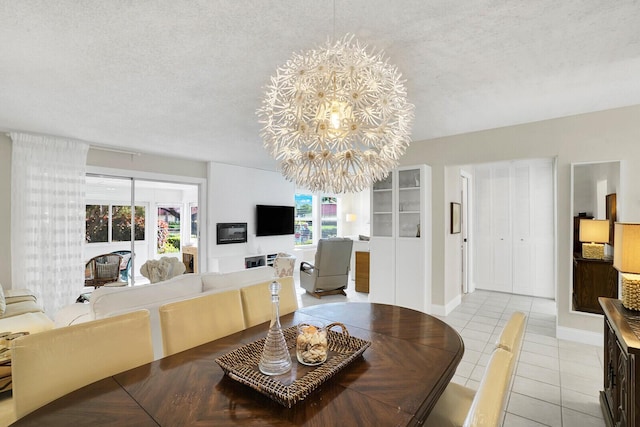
[54,266,287,359]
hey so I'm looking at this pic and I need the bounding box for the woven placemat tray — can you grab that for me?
[215,325,371,407]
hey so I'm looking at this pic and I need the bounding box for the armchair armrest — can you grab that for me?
[300,261,315,274]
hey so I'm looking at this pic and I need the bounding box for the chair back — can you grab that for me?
[240,277,298,327]
[111,250,132,282]
[159,289,245,357]
[314,238,353,277]
[496,311,526,355]
[463,348,514,427]
[12,310,153,419]
[85,253,123,287]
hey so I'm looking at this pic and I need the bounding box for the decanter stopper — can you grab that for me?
[258,280,292,375]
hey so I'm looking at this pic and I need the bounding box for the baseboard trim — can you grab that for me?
[556,326,603,347]
[431,294,462,317]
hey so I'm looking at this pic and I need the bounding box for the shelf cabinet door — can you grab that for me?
[372,174,393,237]
[369,237,396,304]
[398,168,422,238]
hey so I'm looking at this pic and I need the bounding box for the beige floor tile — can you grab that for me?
[512,376,562,405]
[507,393,562,427]
[516,361,561,387]
[560,407,605,427]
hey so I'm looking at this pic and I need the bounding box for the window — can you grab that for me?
[112,205,146,242]
[295,193,313,246]
[86,204,146,243]
[157,205,181,253]
[190,203,198,240]
[86,205,109,243]
[321,197,338,238]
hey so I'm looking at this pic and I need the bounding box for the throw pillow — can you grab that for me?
[0,286,6,316]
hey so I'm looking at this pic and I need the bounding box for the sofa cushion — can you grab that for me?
[4,289,37,304]
[54,304,92,327]
[0,312,54,334]
[201,266,276,292]
[0,286,5,316]
[2,301,44,319]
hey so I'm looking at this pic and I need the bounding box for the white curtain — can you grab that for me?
[10,133,88,316]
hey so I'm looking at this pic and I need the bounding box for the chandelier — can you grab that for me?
[257,34,415,193]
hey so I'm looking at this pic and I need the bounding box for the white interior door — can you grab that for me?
[472,159,555,298]
[512,163,533,295]
[491,164,512,293]
[474,166,493,289]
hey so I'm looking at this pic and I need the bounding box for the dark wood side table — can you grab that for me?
[599,298,640,427]
[355,251,369,293]
[573,254,618,314]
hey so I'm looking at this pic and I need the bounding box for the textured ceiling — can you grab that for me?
[1,1,639,171]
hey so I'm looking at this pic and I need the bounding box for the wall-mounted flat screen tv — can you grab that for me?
[256,205,295,236]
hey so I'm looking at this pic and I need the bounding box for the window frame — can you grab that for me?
[294,191,341,247]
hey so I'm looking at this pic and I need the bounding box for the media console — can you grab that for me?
[210,253,279,273]
[244,253,277,269]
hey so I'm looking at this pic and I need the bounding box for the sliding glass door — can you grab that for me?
[85,174,199,286]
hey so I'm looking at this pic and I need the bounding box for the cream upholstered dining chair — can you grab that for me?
[159,289,246,357]
[240,277,298,328]
[425,348,514,427]
[424,312,526,427]
[11,310,153,420]
[496,311,526,355]
[300,237,353,298]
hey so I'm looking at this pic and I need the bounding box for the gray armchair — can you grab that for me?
[300,238,353,298]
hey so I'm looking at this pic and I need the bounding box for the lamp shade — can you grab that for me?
[345,213,357,223]
[614,222,640,274]
[579,219,609,243]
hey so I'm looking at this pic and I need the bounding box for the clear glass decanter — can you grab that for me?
[258,280,292,375]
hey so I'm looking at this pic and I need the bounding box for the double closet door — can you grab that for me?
[474,159,554,298]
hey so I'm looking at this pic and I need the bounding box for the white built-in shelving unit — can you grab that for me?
[369,164,432,313]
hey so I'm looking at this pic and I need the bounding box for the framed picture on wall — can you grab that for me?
[451,202,461,234]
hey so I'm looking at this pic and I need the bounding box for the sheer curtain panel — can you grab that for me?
[10,133,88,316]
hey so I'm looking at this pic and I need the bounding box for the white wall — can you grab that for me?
[339,190,371,238]
[443,165,463,310]
[207,162,295,271]
[402,104,640,340]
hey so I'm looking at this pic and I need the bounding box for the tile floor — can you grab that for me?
[296,282,606,427]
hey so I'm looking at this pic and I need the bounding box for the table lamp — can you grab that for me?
[579,219,609,259]
[613,222,640,310]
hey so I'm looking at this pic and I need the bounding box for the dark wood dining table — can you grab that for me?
[12,302,464,426]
